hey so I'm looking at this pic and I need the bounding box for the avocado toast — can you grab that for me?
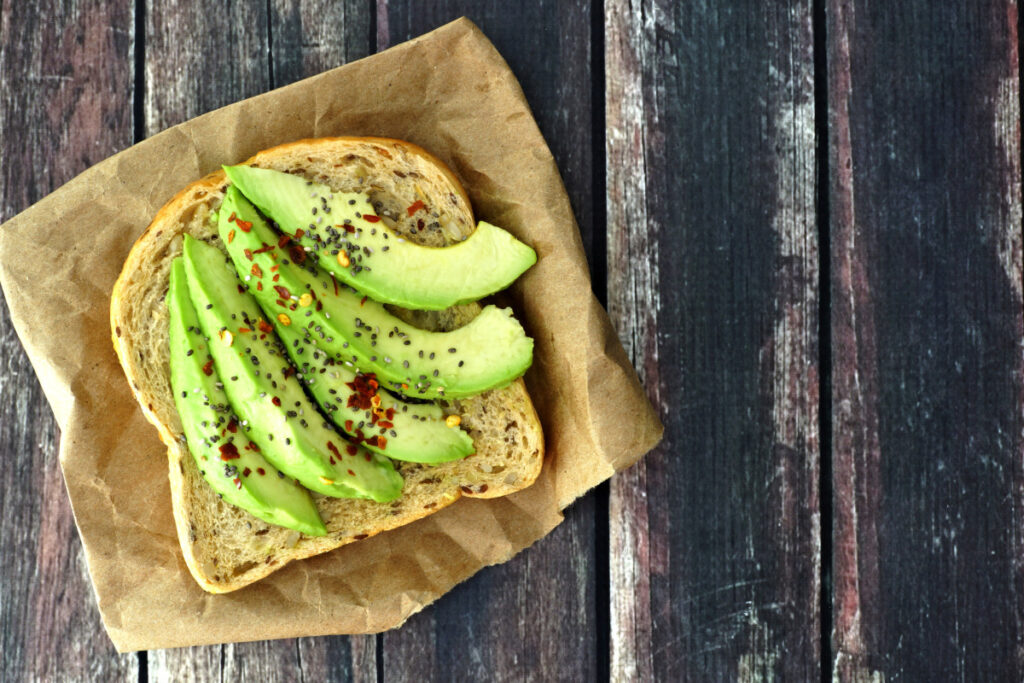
[111,137,544,593]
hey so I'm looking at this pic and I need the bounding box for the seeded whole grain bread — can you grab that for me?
[110,137,544,593]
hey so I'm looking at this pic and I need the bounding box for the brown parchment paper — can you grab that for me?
[0,18,662,652]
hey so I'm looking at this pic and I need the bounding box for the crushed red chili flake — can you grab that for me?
[315,300,323,311]
[243,248,254,261]
[347,469,356,476]
[364,453,372,462]
[294,228,305,238]
[378,420,394,429]
[253,243,275,254]
[238,326,252,334]
[257,468,265,476]
[233,477,242,489]
[274,285,291,299]
[360,296,367,307]
[282,367,296,379]
[251,263,262,277]
[258,320,273,333]
[363,214,381,223]
[202,359,214,376]
[272,274,280,282]
[236,284,246,294]
[289,245,306,264]
[342,224,355,234]
[242,467,252,477]
[236,219,253,232]
[407,200,425,216]
[271,396,281,406]
[227,229,236,243]
[345,373,379,410]
[226,419,238,434]
[326,441,343,461]
[385,407,395,420]
[228,212,237,223]
[244,441,260,452]
[256,281,263,291]
[346,444,358,456]
[219,443,240,460]
[277,234,291,248]
[344,420,354,432]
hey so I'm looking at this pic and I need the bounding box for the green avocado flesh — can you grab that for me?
[215,187,533,400]
[223,164,537,310]
[181,235,403,502]
[167,259,327,536]
[217,187,475,463]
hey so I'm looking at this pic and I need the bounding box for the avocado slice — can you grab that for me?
[168,258,327,536]
[215,187,533,399]
[223,164,537,310]
[181,235,403,502]
[217,187,475,463]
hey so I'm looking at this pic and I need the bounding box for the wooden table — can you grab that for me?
[2,1,1021,680]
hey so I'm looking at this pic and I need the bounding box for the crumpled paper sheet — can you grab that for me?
[0,18,663,652]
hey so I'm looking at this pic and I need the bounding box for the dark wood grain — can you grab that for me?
[144,2,376,681]
[605,1,821,680]
[0,1,138,681]
[378,2,599,681]
[829,0,1024,679]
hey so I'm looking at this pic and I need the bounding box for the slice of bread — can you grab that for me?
[110,137,544,593]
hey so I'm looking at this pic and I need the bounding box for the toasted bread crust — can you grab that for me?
[111,137,543,592]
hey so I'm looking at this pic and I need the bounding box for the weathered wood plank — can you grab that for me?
[0,1,138,681]
[829,1,1024,679]
[606,0,820,679]
[144,2,377,680]
[379,2,598,681]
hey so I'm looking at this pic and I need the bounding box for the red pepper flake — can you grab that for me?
[219,443,240,460]
[243,248,254,261]
[236,219,253,232]
[270,264,279,272]
[201,359,214,376]
[256,281,263,291]
[346,444,358,456]
[344,420,354,432]
[294,228,305,239]
[272,274,281,283]
[277,235,291,248]
[253,243,275,254]
[363,214,381,223]
[315,300,323,311]
[364,435,381,448]
[326,441,343,461]
[226,419,238,434]
[258,320,273,334]
[236,284,246,294]
[251,263,262,278]
[274,285,291,299]
[228,212,237,223]
[238,327,252,334]
[271,396,281,406]
[360,296,367,307]
[385,407,395,420]
[275,299,287,308]
[407,200,425,216]
[257,468,265,476]
[378,420,394,430]
[244,441,260,452]
[347,469,356,476]
[233,477,242,489]
[341,224,355,234]
[289,245,307,264]
[242,467,252,477]
[227,229,236,243]
[282,366,296,379]
[330,274,339,295]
